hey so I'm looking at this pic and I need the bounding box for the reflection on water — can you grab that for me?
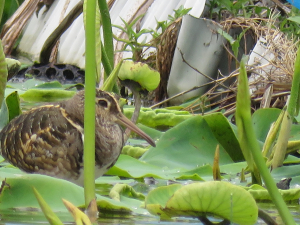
[1,184,300,224]
[3,207,299,225]
[257,203,300,224]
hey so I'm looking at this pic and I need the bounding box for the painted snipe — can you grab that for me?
[0,90,155,185]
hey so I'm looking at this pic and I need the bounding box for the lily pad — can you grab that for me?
[252,108,281,142]
[245,184,300,202]
[0,170,146,214]
[107,154,212,180]
[203,112,244,162]
[122,146,148,158]
[140,115,234,169]
[0,174,85,211]
[145,184,183,219]
[109,183,145,201]
[34,81,63,89]
[123,107,192,128]
[145,181,258,225]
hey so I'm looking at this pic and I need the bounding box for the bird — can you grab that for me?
[0,89,156,185]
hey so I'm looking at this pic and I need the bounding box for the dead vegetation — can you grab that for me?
[165,16,300,116]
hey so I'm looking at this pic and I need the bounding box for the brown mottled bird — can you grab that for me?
[0,90,155,185]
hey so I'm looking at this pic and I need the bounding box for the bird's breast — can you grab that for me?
[95,123,124,170]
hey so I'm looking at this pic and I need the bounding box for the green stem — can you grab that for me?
[0,40,8,109]
[84,0,96,207]
[101,41,112,75]
[287,45,300,122]
[98,0,114,69]
[113,35,153,47]
[235,56,261,185]
[251,129,295,224]
[0,0,4,25]
[272,45,300,169]
[237,56,295,225]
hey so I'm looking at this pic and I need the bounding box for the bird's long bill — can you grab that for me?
[117,114,156,147]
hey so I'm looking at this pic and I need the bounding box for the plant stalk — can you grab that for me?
[236,56,295,225]
[0,0,4,25]
[98,0,114,69]
[0,40,8,109]
[84,0,96,207]
[235,55,261,185]
[272,46,300,169]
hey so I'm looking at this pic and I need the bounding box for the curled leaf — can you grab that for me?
[109,183,145,202]
[118,60,160,91]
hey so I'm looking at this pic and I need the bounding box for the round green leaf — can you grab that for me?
[0,174,85,211]
[145,181,258,224]
[145,184,183,219]
[140,116,234,169]
[166,181,258,224]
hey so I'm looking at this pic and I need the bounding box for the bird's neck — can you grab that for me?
[95,120,124,168]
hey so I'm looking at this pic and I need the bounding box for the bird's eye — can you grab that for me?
[98,99,108,108]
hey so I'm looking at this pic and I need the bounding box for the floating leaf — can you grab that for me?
[109,183,145,201]
[145,184,183,219]
[252,108,281,142]
[245,184,300,202]
[34,81,63,89]
[122,146,148,158]
[203,112,244,162]
[0,174,85,211]
[140,116,233,169]
[123,107,192,128]
[107,154,212,180]
[0,168,147,214]
[145,181,258,225]
[136,123,163,140]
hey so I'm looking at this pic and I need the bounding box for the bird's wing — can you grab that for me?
[0,105,83,180]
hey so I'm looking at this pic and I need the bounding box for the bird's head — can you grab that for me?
[65,89,156,147]
[95,90,155,147]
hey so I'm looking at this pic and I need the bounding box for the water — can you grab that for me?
[2,94,299,224]
[1,182,300,224]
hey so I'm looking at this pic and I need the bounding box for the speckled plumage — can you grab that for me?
[0,90,155,185]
